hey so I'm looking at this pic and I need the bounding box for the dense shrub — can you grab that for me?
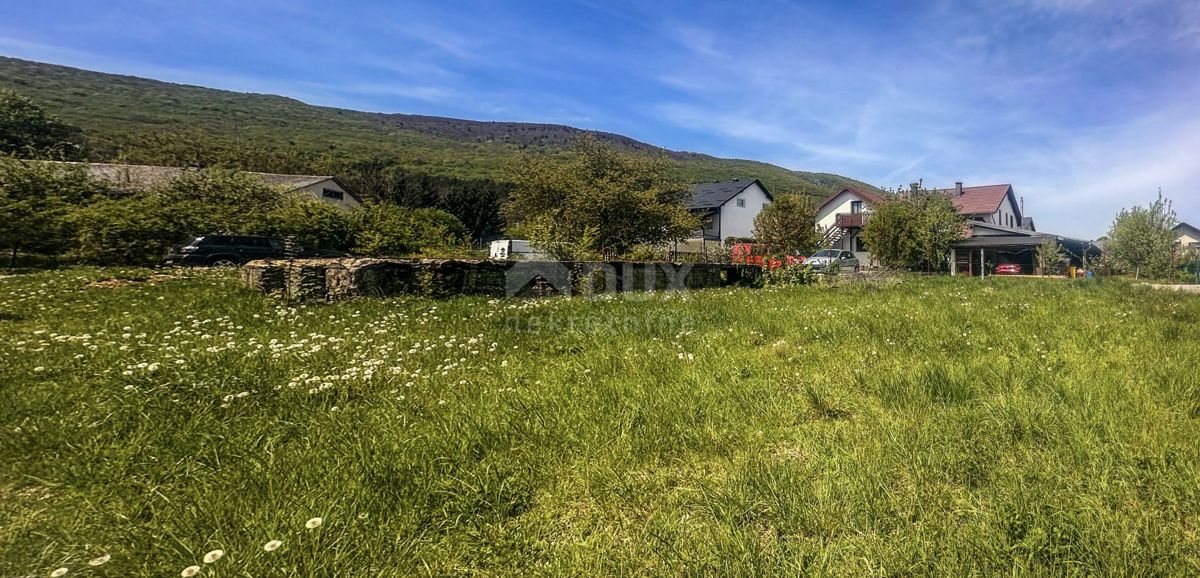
[263,198,355,251]
[352,202,468,257]
[0,157,113,266]
[153,169,282,236]
[763,263,818,286]
[68,194,180,264]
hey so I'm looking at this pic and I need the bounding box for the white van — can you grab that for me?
[489,239,547,260]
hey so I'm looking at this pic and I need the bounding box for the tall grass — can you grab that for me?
[1,270,1198,576]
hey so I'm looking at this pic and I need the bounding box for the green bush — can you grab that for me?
[352,202,468,257]
[1,156,114,265]
[68,194,181,264]
[264,198,355,251]
[153,169,284,236]
[763,263,818,286]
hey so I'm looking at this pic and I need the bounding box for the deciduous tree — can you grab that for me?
[504,136,696,258]
[352,202,467,256]
[0,157,111,267]
[752,194,820,256]
[0,90,88,160]
[1105,192,1176,279]
[860,185,964,271]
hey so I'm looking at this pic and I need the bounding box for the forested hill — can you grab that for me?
[0,56,878,197]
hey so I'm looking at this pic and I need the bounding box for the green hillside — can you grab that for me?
[0,57,878,197]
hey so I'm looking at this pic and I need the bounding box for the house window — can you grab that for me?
[736,198,746,208]
[855,237,867,252]
[851,200,863,214]
[321,188,344,201]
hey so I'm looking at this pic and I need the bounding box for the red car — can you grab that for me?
[993,263,1023,275]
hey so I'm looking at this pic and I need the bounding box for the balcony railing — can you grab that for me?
[835,212,868,228]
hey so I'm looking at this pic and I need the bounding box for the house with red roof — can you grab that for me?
[934,182,1028,230]
[816,182,1099,274]
[813,187,884,263]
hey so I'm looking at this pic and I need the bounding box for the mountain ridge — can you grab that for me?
[0,56,879,197]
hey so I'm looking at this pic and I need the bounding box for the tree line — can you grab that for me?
[0,158,469,268]
[1,89,507,244]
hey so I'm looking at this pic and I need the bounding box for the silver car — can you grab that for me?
[806,249,860,273]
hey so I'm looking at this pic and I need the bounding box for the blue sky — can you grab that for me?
[3,0,1199,238]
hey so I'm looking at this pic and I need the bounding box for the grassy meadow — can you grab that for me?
[2,269,1199,576]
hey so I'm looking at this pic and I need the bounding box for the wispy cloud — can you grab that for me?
[2,0,1197,237]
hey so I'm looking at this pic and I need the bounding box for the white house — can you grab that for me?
[250,172,363,211]
[935,182,1026,229]
[1174,222,1200,248]
[816,182,1047,270]
[814,187,884,263]
[685,178,773,243]
[57,162,364,211]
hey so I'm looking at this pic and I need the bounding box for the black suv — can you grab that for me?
[165,235,343,266]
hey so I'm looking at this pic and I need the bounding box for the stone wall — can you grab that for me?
[241,258,761,300]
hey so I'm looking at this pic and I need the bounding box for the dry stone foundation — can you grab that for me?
[241,258,761,300]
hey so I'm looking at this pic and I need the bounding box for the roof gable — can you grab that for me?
[817,187,884,212]
[1174,222,1200,239]
[687,179,771,210]
[935,184,1017,218]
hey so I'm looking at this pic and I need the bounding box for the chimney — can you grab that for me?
[955,181,963,196]
[1020,196,1025,216]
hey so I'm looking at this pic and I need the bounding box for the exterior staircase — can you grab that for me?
[821,225,846,248]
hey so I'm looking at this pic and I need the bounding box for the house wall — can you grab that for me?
[994,194,1020,228]
[293,179,361,211]
[831,232,871,265]
[1178,232,1199,248]
[816,190,873,264]
[716,183,771,240]
[816,190,869,230]
[695,211,721,240]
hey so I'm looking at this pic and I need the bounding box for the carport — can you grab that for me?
[950,224,1101,276]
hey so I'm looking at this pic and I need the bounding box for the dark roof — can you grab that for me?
[1174,222,1200,238]
[934,184,1016,217]
[954,221,1098,254]
[954,235,1101,256]
[817,187,885,211]
[687,178,771,210]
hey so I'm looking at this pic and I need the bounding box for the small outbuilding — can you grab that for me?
[951,222,1101,276]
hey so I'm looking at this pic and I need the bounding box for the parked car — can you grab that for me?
[164,235,345,266]
[806,249,859,273]
[993,263,1023,275]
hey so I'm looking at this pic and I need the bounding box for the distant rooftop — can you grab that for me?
[687,178,770,210]
[40,161,346,195]
[932,183,1015,216]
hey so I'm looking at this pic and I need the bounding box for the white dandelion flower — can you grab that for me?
[87,554,111,566]
[263,539,282,552]
[34,367,46,373]
[181,566,200,577]
[50,568,68,577]
[203,549,224,563]
[305,517,323,529]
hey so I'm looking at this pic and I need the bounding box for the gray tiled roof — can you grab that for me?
[44,162,337,193]
[1174,222,1200,239]
[687,179,768,210]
